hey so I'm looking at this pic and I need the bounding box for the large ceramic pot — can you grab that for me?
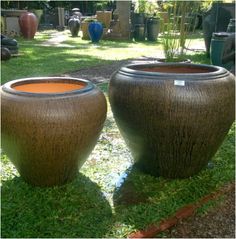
[227,18,235,32]
[1,47,11,61]
[19,12,38,39]
[146,17,160,41]
[210,32,234,70]
[81,21,90,40]
[88,21,103,43]
[109,63,235,178]
[202,2,235,56]
[1,77,107,186]
[68,17,80,37]
[133,24,145,41]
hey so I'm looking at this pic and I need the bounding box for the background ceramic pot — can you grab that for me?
[1,77,107,186]
[1,47,11,61]
[146,17,160,41]
[68,17,80,37]
[19,12,38,39]
[109,63,235,178]
[88,21,103,43]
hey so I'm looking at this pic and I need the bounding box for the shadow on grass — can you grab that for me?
[112,124,235,234]
[1,173,112,238]
[1,46,114,84]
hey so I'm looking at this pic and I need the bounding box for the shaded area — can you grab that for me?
[111,124,235,237]
[113,166,149,206]
[160,183,235,238]
[1,173,112,238]
[1,45,113,84]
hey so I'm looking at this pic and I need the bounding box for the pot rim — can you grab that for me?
[118,63,229,80]
[2,77,94,97]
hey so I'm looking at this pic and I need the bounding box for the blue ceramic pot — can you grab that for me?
[88,22,103,43]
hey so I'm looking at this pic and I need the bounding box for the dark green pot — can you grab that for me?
[146,17,160,41]
[227,18,235,32]
[210,32,234,70]
[134,24,145,41]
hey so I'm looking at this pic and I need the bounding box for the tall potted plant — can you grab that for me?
[161,1,200,62]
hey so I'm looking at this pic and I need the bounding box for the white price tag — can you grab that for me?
[174,80,185,86]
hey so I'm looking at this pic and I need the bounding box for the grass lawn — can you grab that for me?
[1,30,163,84]
[1,30,234,238]
[1,30,209,84]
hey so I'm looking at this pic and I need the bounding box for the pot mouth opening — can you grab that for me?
[12,81,86,93]
[3,77,94,96]
[130,64,217,74]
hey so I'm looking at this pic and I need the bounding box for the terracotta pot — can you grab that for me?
[109,63,235,178]
[19,12,38,39]
[1,77,107,186]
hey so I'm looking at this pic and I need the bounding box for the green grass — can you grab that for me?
[1,30,209,85]
[1,30,163,84]
[1,30,234,238]
[1,94,234,237]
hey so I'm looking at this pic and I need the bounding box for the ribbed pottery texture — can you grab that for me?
[109,63,235,178]
[1,77,107,186]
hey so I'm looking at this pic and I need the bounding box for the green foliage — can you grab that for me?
[161,1,201,61]
[94,1,110,11]
[200,0,214,11]
[83,17,96,23]
[134,0,159,15]
[1,174,113,238]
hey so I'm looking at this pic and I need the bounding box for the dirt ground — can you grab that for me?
[59,58,235,239]
[162,183,235,238]
[59,57,159,84]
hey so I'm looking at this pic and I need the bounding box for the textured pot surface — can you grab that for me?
[19,12,38,39]
[109,63,235,178]
[1,77,107,186]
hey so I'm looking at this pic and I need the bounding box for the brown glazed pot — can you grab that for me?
[109,63,235,178]
[19,12,38,39]
[1,77,107,186]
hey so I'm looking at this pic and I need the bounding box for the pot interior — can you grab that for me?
[12,81,86,93]
[133,65,217,74]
